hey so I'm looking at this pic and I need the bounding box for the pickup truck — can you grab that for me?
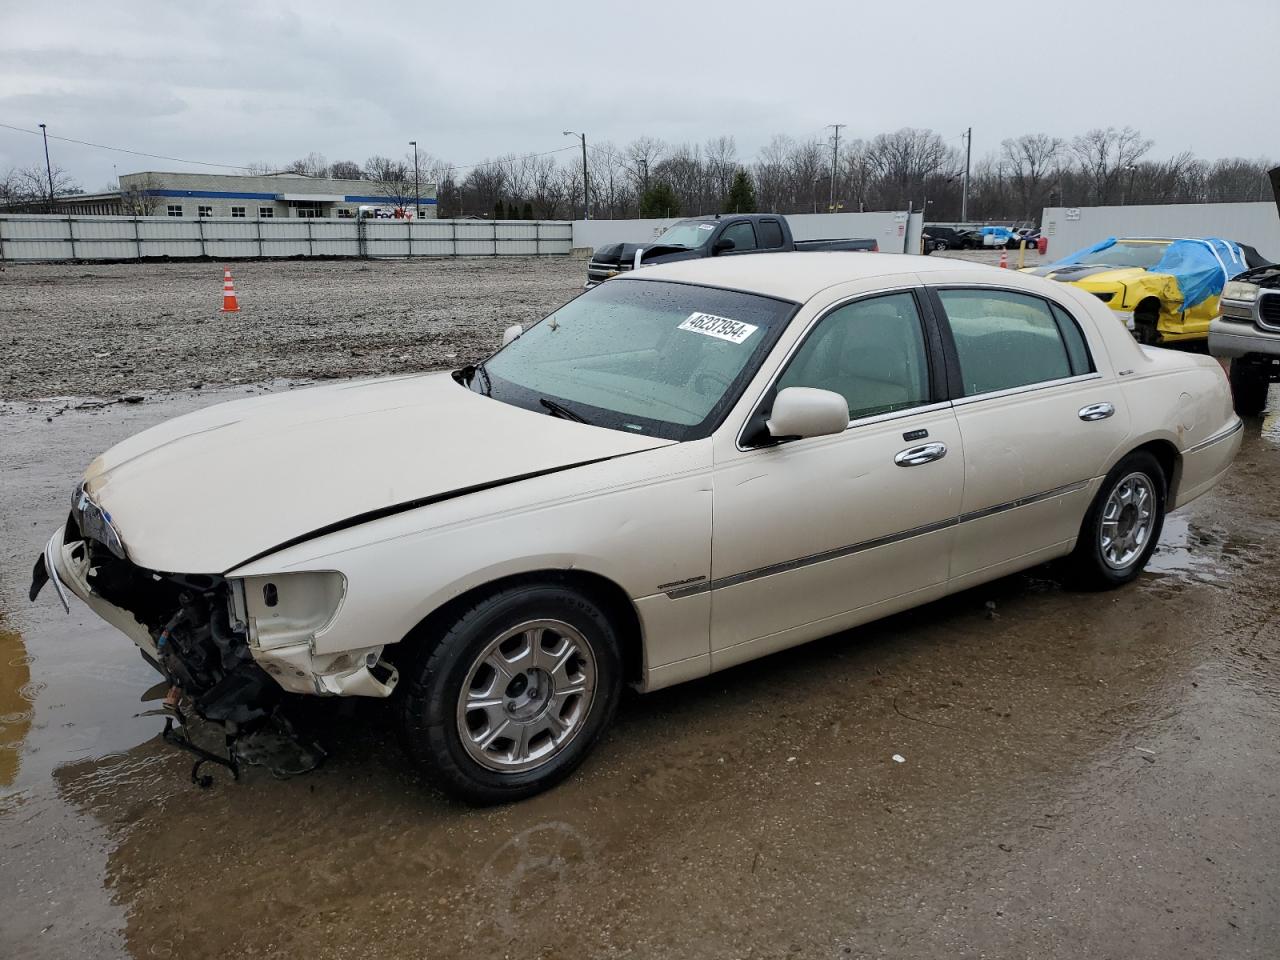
[1209,262,1280,415]
[585,213,877,287]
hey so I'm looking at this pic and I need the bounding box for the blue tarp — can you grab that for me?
[1051,236,1248,309]
[1149,238,1250,309]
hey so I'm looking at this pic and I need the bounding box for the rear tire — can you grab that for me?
[1065,451,1167,590]
[1229,359,1269,416]
[398,581,622,804]
[1133,302,1161,346]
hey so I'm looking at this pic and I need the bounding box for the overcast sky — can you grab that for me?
[2,0,1276,190]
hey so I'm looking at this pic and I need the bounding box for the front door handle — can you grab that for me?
[1078,402,1115,422]
[894,441,948,467]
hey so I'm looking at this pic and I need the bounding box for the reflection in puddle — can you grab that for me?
[0,617,34,788]
[1146,512,1231,583]
[1262,407,1280,445]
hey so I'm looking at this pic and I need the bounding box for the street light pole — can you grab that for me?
[563,131,589,219]
[409,140,419,219]
[961,126,972,223]
[38,122,55,210]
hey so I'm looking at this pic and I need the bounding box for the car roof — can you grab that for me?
[627,251,984,302]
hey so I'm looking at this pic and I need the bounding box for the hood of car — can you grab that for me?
[1026,263,1152,284]
[81,372,673,573]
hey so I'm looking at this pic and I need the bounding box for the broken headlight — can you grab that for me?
[237,571,347,650]
[72,483,126,559]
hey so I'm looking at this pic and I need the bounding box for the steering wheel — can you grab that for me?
[693,370,732,396]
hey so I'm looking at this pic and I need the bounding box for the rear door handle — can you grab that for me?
[1078,402,1115,422]
[894,441,948,467]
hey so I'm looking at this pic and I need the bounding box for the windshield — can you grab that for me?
[477,279,795,440]
[1072,240,1170,270]
[651,220,716,249]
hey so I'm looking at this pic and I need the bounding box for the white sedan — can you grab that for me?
[32,253,1242,802]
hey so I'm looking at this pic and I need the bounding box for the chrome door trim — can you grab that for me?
[665,477,1091,599]
[950,372,1103,407]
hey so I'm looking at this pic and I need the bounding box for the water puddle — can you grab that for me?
[0,617,34,789]
[1145,512,1233,583]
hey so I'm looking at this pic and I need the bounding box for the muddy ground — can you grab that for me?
[2,254,1277,960]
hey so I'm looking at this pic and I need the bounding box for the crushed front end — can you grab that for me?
[29,485,399,778]
[30,487,281,726]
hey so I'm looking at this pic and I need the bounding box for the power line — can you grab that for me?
[0,121,257,171]
[0,120,579,179]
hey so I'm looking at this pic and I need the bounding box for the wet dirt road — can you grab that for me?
[2,384,1279,960]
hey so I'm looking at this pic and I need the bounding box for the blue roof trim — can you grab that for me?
[143,188,280,201]
[343,195,438,204]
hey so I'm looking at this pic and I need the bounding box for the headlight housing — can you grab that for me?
[236,571,347,650]
[1222,280,1259,303]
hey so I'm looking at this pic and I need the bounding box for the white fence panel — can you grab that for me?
[1040,202,1280,262]
[0,215,574,262]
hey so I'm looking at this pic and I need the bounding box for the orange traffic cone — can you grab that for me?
[999,249,1009,269]
[221,268,240,312]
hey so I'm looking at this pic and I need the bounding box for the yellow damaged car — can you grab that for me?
[1026,237,1266,345]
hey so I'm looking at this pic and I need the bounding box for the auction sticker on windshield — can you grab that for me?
[678,312,759,344]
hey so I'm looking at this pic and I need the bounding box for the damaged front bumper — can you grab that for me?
[31,524,399,706]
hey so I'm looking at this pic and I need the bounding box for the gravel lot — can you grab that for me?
[0,257,585,402]
[0,248,1035,404]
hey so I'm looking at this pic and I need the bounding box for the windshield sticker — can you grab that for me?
[678,312,759,345]
[697,223,715,230]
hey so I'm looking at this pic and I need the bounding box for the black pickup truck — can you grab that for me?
[585,214,878,287]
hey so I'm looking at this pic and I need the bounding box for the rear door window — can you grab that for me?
[758,219,785,248]
[936,289,1077,396]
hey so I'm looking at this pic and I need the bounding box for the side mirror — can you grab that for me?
[502,324,523,346]
[712,237,736,254]
[766,387,849,440]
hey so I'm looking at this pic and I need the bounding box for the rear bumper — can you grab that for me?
[1208,319,1280,360]
[1174,417,1243,509]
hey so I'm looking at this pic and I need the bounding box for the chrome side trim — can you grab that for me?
[1182,417,1243,455]
[666,478,1091,599]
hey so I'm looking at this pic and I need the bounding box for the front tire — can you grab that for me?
[1229,359,1269,416]
[398,582,622,804]
[1065,451,1167,589]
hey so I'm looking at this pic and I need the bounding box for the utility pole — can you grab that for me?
[563,131,589,219]
[961,126,972,222]
[409,140,419,218]
[39,123,55,210]
[827,123,845,213]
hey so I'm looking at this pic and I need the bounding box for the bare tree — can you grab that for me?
[624,136,666,210]
[285,152,329,178]
[1000,133,1064,218]
[364,155,414,208]
[704,135,738,211]
[119,174,163,215]
[1070,127,1153,204]
[329,160,362,180]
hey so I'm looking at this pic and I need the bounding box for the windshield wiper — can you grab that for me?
[539,397,591,424]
